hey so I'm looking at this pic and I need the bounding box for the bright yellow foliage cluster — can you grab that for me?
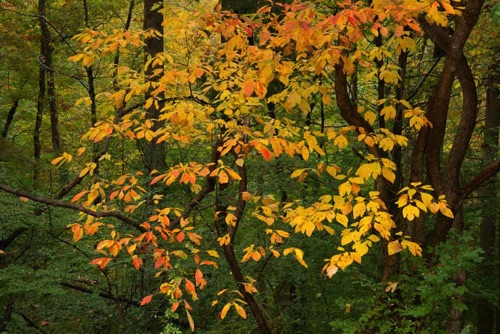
[53,0,458,324]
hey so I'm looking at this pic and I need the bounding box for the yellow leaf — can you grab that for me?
[291,168,307,179]
[186,309,195,332]
[51,156,64,165]
[226,168,242,181]
[341,231,354,246]
[381,105,397,121]
[207,250,219,258]
[234,303,247,319]
[79,166,90,178]
[218,170,229,184]
[385,281,398,293]
[333,135,348,149]
[396,194,408,207]
[336,213,348,227]
[440,0,455,14]
[402,204,419,221]
[326,264,338,278]
[364,111,377,125]
[326,165,339,177]
[220,303,231,320]
[387,240,403,255]
[353,202,366,218]
[401,240,422,256]
[381,167,396,183]
[235,158,244,167]
[439,204,454,218]
[339,182,351,196]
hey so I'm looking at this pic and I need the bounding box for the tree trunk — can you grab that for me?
[38,0,61,155]
[34,52,45,184]
[477,43,500,333]
[143,0,165,171]
[222,244,271,334]
[1,99,19,139]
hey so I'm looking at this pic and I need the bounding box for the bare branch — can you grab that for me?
[0,183,144,232]
[460,160,500,201]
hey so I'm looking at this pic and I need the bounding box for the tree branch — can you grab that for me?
[59,281,141,307]
[0,184,144,232]
[459,160,500,201]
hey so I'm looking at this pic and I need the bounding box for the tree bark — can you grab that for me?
[477,42,500,334]
[143,0,165,171]
[34,48,45,184]
[1,99,19,138]
[38,0,61,155]
[222,244,271,334]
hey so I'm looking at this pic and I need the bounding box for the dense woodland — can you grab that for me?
[0,0,499,333]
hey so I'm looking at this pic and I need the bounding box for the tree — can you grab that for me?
[0,0,498,332]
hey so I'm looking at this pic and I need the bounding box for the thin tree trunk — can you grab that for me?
[38,0,60,155]
[143,0,165,171]
[0,297,14,331]
[1,99,19,138]
[34,56,45,184]
[477,43,500,333]
[82,0,98,157]
[222,244,271,334]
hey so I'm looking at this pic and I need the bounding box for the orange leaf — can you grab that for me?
[171,301,180,312]
[140,295,152,306]
[195,269,203,286]
[90,257,112,269]
[150,174,165,185]
[71,191,88,203]
[72,224,83,242]
[185,278,196,295]
[243,81,255,96]
[256,145,273,161]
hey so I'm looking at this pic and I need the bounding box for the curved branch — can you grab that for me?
[0,183,144,232]
[459,160,500,201]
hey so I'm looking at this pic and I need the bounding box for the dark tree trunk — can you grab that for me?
[0,297,14,332]
[1,99,19,138]
[34,55,45,184]
[143,0,165,171]
[38,0,60,155]
[222,244,271,334]
[477,43,500,334]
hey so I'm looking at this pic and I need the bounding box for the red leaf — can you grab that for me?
[154,256,165,269]
[256,145,273,161]
[140,295,152,306]
[176,231,185,242]
[132,255,142,270]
